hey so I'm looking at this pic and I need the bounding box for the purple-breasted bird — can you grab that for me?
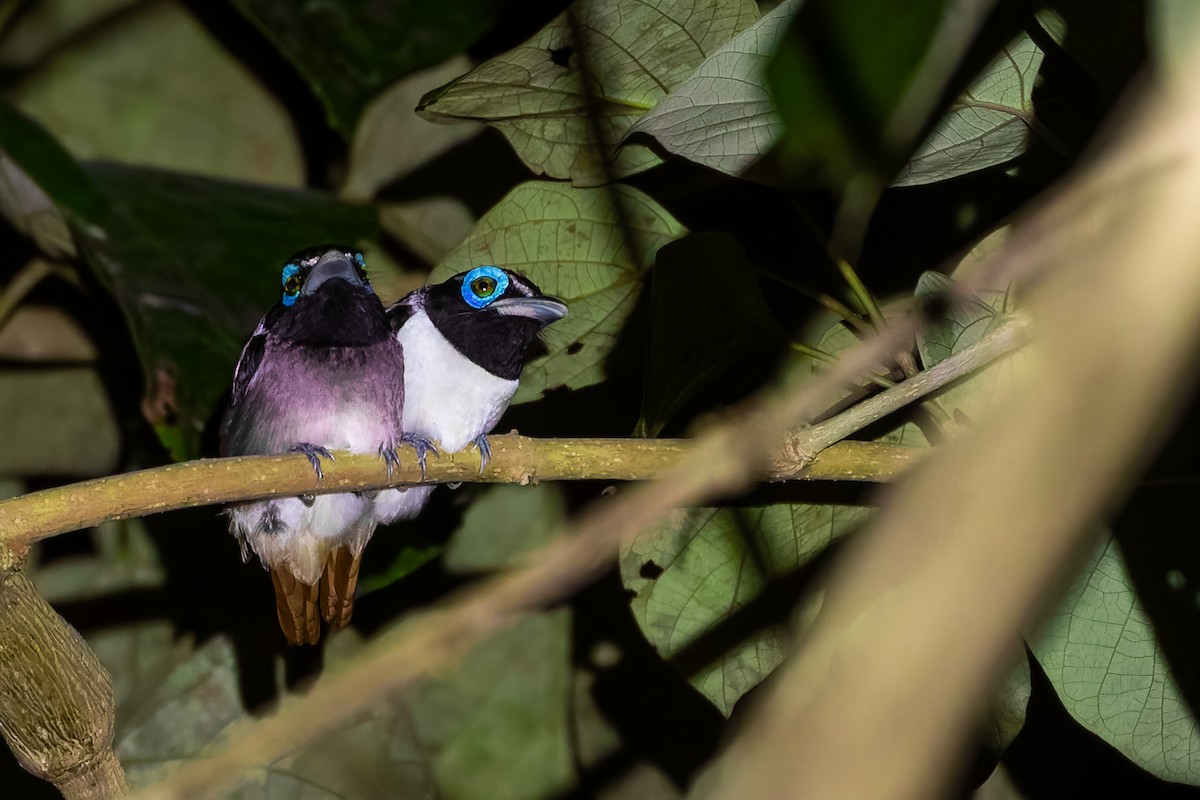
[373,266,568,523]
[221,246,405,645]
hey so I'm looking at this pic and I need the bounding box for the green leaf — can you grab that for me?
[7,2,303,186]
[356,545,442,595]
[231,0,500,138]
[119,611,574,799]
[766,0,960,185]
[408,611,575,800]
[893,33,1044,186]
[1025,538,1200,784]
[638,233,784,437]
[621,504,868,715]
[0,99,105,223]
[74,164,382,459]
[417,0,760,185]
[914,270,1020,424]
[444,485,566,573]
[0,366,119,477]
[431,181,687,403]
[627,0,797,177]
[343,55,482,201]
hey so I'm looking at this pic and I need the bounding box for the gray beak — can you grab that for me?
[302,251,362,295]
[490,296,569,325]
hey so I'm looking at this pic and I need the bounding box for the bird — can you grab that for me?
[373,265,568,524]
[220,245,405,645]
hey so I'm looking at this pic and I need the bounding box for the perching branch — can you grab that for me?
[0,314,1026,550]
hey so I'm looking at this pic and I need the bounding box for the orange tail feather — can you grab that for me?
[319,546,362,629]
[270,567,320,645]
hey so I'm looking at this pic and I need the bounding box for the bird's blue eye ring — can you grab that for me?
[462,266,508,309]
[281,263,302,307]
[350,250,375,293]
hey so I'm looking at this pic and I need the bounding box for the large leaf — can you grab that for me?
[7,2,303,186]
[893,32,1044,186]
[766,0,969,185]
[408,611,575,800]
[431,181,687,403]
[74,164,382,459]
[231,0,500,138]
[621,504,869,715]
[638,233,784,437]
[0,367,119,478]
[444,484,566,573]
[1016,538,1200,784]
[0,100,105,224]
[118,612,573,799]
[343,55,482,201]
[627,0,797,178]
[417,0,759,186]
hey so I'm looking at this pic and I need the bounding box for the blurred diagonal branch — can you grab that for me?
[694,46,1200,800]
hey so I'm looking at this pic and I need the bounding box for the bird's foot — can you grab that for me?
[400,433,439,480]
[289,443,334,480]
[378,441,401,480]
[473,434,492,474]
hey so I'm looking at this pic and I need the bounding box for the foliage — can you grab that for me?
[0,0,1192,798]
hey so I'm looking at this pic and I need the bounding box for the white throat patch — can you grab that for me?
[397,308,519,453]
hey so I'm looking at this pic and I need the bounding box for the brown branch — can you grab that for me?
[0,569,126,800]
[0,314,1027,550]
[0,439,910,551]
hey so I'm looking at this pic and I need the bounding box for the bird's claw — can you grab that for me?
[400,433,438,480]
[289,443,334,480]
[378,441,401,480]
[473,434,492,474]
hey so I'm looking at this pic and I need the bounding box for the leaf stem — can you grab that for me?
[0,259,64,333]
[790,342,897,390]
[837,258,886,329]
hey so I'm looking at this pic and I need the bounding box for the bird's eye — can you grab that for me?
[461,266,509,309]
[281,263,303,307]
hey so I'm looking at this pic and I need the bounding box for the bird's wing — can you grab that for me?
[230,307,282,407]
[385,287,426,334]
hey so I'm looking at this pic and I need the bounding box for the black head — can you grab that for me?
[399,266,568,379]
[265,245,390,346]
